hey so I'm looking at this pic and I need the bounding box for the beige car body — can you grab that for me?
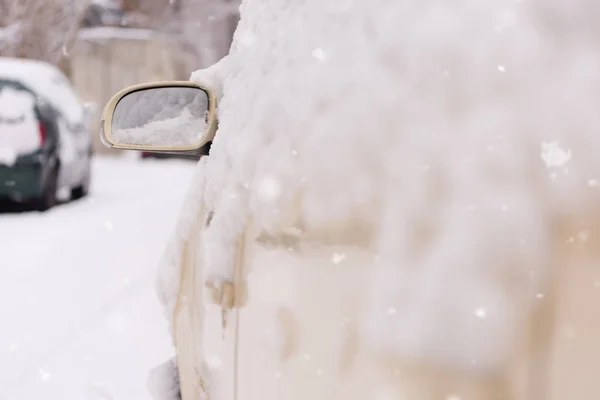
[99,0,600,398]
[168,205,600,400]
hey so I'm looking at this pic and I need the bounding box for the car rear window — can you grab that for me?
[0,80,36,125]
[0,79,44,157]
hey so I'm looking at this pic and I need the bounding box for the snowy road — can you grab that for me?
[0,155,197,400]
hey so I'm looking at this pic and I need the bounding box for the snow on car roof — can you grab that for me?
[0,57,83,123]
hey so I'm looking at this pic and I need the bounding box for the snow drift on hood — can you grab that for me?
[157,0,600,372]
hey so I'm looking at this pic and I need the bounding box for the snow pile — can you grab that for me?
[0,156,193,400]
[0,57,84,125]
[158,0,600,375]
[112,108,208,147]
[111,87,209,147]
[0,87,40,164]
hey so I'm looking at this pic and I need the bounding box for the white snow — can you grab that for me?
[78,27,157,42]
[111,87,209,147]
[0,147,17,166]
[157,0,600,375]
[113,108,208,147]
[0,87,40,162]
[0,156,196,399]
[0,57,84,125]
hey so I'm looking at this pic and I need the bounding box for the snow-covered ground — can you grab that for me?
[0,155,196,400]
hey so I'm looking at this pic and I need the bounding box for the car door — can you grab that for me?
[175,209,238,400]
[235,229,389,400]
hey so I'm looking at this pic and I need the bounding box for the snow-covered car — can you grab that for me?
[0,58,93,210]
[100,1,600,400]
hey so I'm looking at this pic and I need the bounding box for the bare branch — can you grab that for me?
[0,0,90,66]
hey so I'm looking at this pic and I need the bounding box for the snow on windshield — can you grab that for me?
[111,87,209,147]
[0,86,40,165]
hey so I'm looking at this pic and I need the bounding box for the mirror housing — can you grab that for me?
[100,81,217,155]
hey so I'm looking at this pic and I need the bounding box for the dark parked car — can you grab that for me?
[0,58,93,211]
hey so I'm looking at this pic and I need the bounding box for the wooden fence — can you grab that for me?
[69,27,189,153]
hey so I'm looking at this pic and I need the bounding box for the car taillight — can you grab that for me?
[38,121,46,146]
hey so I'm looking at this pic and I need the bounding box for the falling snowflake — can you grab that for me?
[257,176,282,202]
[578,231,589,242]
[312,47,328,61]
[474,307,487,318]
[497,65,506,72]
[39,368,52,381]
[541,141,572,168]
[332,252,347,264]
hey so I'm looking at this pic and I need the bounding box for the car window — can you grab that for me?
[0,80,37,125]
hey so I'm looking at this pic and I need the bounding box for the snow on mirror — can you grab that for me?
[110,86,209,148]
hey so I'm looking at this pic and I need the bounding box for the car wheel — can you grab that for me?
[35,165,58,211]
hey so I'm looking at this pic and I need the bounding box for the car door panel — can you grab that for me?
[175,216,237,400]
[236,243,389,400]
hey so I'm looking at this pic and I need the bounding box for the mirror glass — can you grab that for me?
[110,86,209,148]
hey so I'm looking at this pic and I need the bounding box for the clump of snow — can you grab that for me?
[158,0,600,378]
[111,86,209,147]
[541,141,572,168]
[0,87,41,162]
[0,148,17,166]
[113,108,208,147]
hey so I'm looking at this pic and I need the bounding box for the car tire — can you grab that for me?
[35,164,58,211]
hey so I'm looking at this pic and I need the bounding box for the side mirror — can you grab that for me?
[100,81,217,154]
